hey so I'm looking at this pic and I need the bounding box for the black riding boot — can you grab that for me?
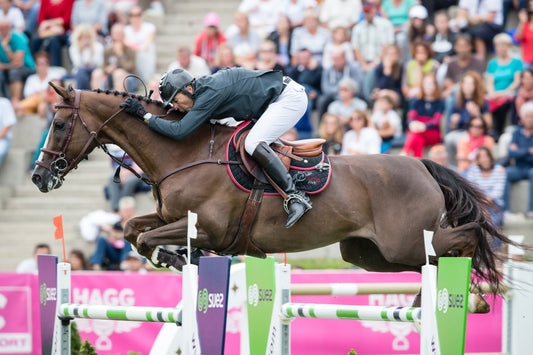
[252,142,312,228]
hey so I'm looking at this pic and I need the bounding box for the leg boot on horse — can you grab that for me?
[252,142,312,228]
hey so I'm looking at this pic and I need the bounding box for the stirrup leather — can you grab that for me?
[283,193,312,214]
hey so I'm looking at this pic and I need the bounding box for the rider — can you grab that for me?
[120,67,311,228]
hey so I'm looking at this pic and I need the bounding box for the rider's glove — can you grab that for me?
[120,97,153,123]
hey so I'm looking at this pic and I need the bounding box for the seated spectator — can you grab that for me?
[30,0,74,67]
[453,0,504,60]
[167,44,211,78]
[317,47,363,118]
[18,51,64,117]
[381,0,417,35]
[370,43,403,104]
[0,0,25,32]
[327,77,367,126]
[124,5,156,83]
[444,71,492,165]
[429,10,456,64]
[402,73,444,158]
[193,12,226,70]
[68,249,90,271]
[68,24,104,90]
[505,102,533,218]
[282,0,312,29]
[398,5,435,62]
[225,12,262,69]
[485,33,523,139]
[290,9,331,65]
[466,147,506,231]
[106,145,149,213]
[210,43,238,74]
[0,97,17,166]
[319,0,360,30]
[238,0,281,39]
[321,25,354,70]
[16,243,51,273]
[341,109,382,155]
[516,5,533,70]
[70,0,108,37]
[255,40,285,73]
[515,69,533,122]
[90,23,137,91]
[14,0,40,37]
[456,116,495,172]
[266,14,292,68]
[0,19,35,103]
[401,40,439,101]
[428,143,457,170]
[371,94,403,153]
[318,112,344,155]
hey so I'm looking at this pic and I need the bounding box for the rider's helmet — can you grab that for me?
[158,69,195,107]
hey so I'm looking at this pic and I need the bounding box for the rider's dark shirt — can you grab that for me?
[148,67,284,140]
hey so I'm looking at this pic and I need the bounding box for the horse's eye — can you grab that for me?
[54,121,66,131]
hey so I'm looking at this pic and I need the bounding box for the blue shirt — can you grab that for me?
[487,57,523,91]
[0,31,35,70]
[452,99,490,130]
[508,126,533,169]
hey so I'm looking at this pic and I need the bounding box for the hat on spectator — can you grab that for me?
[409,5,428,19]
[362,2,376,12]
[204,12,220,27]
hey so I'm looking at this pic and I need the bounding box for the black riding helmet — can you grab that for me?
[158,69,195,107]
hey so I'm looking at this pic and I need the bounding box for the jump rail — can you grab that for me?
[59,303,181,323]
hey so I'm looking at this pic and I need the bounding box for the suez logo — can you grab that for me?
[247,283,274,307]
[39,282,57,306]
[197,288,225,314]
[437,288,465,314]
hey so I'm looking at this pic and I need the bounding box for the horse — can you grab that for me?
[31,83,514,298]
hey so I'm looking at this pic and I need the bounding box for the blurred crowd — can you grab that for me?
[8,0,533,270]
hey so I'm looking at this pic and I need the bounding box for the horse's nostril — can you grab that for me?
[31,174,41,186]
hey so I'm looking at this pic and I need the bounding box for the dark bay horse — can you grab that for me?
[32,84,513,295]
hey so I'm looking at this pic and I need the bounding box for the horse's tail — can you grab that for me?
[420,158,517,294]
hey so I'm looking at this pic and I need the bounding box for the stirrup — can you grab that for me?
[283,193,312,214]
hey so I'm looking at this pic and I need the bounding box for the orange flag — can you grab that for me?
[53,215,64,240]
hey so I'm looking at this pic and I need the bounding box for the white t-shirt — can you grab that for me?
[371,109,403,139]
[23,68,66,97]
[458,0,503,26]
[167,55,211,78]
[16,258,37,273]
[0,7,25,31]
[0,97,17,140]
[340,127,382,155]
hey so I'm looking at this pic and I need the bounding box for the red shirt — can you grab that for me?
[517,22,533,64]
[38,0,75,32]
[193,30,226,67]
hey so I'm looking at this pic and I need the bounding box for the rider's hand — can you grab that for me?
[120,97,150,121]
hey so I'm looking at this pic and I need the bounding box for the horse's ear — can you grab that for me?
[49,81,70,101]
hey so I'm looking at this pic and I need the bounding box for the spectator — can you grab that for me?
[68,24,104,90]
[167,44,211,78]
[444,71,492,165]
[124,5,156,82]
[106,145,149,213]
[0,19,35,102]
[210,43,238,73]
[282,0,316,29]
[352,1,394,99]
[68,249,90,271]
[381,0,417,34]
[371,94,403,153]
[466,146,506,231]
[453,0,504,60]
[516,4,533,70]
[266,14,292,68]
[70,0,108,37]
[340,109,382,155]
[193,12,226,69]
[120,250,147,273]
[18,51,65,117]
[319,0,360,30]
[515,69,533,122]
[503,0,528,29]
[370,43,403,104]
[14,0,40,37]
[398,4,435,62]
[401,73,444,158]
[255,39,285,72]
[30,0,74,67]
[16,243,50,273]
[0,0,25,32]
[317,46,363,118]
[429,10,456,64]
[505,102,533,218]
[90,23,137,91]
[238,0,282,39]
[485,33,523,140]
[327,77,367,126]
[318,112,344,155]
[321,25,354,70]
[225,12,262,68]
[401,40,439,101]
[428,143,456,170]
[456,116,495,172]
[290,9,331,65]
[0,97,16,166]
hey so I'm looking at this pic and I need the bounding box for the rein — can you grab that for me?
[36,89,241,208]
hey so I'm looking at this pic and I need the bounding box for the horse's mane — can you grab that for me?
[91,88,167,108]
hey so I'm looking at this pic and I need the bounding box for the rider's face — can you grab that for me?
[171,90,194,113]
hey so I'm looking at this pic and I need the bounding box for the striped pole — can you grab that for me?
[59,303,181,323]
[281,303,421,322]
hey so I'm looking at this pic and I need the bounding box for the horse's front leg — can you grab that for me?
[123,212,167,250]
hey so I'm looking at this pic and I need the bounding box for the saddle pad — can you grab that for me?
[225,122,332,195]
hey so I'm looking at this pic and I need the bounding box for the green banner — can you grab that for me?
[245,256,276,355]
[436,257,471,355]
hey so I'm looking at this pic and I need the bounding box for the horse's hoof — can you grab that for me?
[468,293,490,313]
[411,293,421,308]
[155,248,187,273]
